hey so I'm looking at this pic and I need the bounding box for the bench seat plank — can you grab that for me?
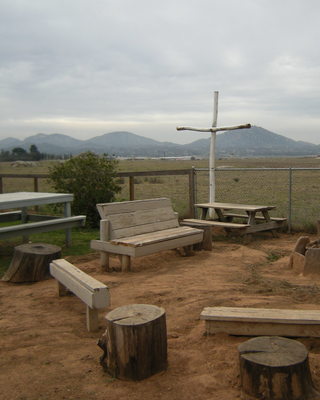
[182,218,250,229]
[201,306,320,337]
[223,213,287,222]
[111,226,201,247]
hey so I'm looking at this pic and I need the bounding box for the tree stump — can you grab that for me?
[304,248,320,276]
[2,243,61,283]
[98,304,167,380]
[238,336,318,400]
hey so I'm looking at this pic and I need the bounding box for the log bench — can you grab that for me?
[90,198,204,272]
[201,306,320,337]
[50,259,110,332]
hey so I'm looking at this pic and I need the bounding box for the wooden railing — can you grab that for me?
[0,169,196,217]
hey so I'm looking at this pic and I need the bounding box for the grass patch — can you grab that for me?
[0,227,99,278]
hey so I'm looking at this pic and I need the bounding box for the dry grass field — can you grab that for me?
[1,156,320,228]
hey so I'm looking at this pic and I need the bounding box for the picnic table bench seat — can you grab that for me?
[90,198,204,272]
[0,215,86,240]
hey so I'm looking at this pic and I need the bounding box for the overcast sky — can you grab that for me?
[1,0,319,144]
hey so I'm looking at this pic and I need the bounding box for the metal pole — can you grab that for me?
[288,168,292,233]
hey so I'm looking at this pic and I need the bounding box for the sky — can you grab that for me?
[1,0,320,145]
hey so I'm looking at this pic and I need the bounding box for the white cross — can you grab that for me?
[176,91,251,203]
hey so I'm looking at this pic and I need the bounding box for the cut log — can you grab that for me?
[238,336,318,400]
[2,243,61,283]
[289,251,305,274]
[98,304,167,380]
[304,248,320,276]
[293,236,310,255]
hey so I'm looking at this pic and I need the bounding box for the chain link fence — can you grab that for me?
[195,168,320,232]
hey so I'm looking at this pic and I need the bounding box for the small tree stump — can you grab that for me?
[293,236,310,255]
[2,243,61,283]
[238,336,317,400]
[98,304,167,380]
[304,248,320,276]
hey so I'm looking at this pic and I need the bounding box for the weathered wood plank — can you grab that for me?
[195,202,275,212]
[112,226,202,247]
[201,306,320,337]
[50,259,110,308]
[201,307,320,323]
[97,198,171,218]
[50,259,110,331]
[223,212,287,222]
[0,215,86,239]
[107,206,176,230]
[182,218,249,229]
[92,231,203,258]
[112,219,179,239]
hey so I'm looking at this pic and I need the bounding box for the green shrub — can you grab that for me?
[48,152,121,227]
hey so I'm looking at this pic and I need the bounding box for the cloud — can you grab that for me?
[0,0,320,144]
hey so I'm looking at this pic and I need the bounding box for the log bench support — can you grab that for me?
[201,306,320,337]
[50,259,110,332]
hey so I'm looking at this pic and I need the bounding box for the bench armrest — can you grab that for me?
[100,219,110,241]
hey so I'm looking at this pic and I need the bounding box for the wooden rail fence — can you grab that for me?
[0,169,196,217]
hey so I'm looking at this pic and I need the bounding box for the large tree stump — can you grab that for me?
[2,243,61,283]
[238,336,318,400]
[98,304,167,380]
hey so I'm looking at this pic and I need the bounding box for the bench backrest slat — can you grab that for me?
[97,198,179,239]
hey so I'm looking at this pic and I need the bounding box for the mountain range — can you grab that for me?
[0,126,319,158]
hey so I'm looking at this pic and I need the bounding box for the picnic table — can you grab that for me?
[194,202,286,234]
[0,192,86,246]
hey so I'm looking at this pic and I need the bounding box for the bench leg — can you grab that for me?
[121,255,131,272]
[86,306,99,332]
[57,281,69,296]
[100,251,110,271]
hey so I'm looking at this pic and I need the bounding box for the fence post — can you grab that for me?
[188,168,196,218]
[0,177,3,194]
[288,168,292,233]
[33,177,39,192]
[129,176,135,200]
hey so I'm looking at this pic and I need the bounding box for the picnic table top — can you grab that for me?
[195,202,276,212]
[0,192,74,210]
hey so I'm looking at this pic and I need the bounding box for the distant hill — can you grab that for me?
[0,127,319,157]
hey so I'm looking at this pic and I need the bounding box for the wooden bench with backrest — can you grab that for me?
[90,198,204,272]
[201,306,320,337]
[50,259,110,332]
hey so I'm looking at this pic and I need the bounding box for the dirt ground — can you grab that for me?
[2,232,320,400]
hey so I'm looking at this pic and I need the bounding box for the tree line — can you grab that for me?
[0,145,70,161]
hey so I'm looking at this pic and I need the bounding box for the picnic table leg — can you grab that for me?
[262,210,278,237]
[246,210,256,225]
[21,207,29,243]
[64,202,72,247]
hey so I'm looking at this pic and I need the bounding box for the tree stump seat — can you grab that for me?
[238,336,318,400]
[98,304,167,380]
[2,243,61,283]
